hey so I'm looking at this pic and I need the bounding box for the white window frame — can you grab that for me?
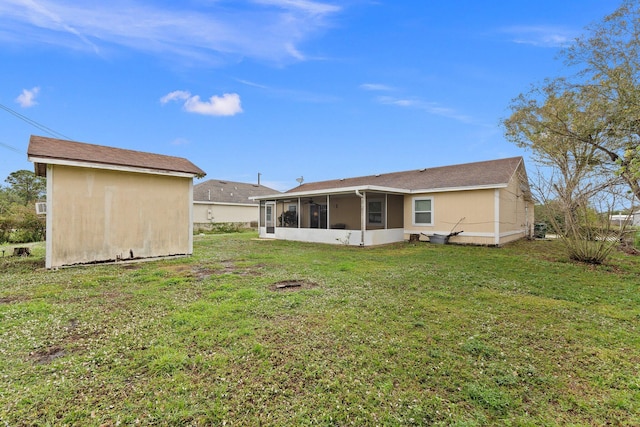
[412,197,433,226]
[367,198,384,226]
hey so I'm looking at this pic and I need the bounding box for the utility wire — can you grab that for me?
[0,140,23,154]
[0,102,72,141]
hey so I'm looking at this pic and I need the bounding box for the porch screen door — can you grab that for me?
[265,202,275,234]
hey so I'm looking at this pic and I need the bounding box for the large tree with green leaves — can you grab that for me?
[504,0,640,202]
[563,0,640,200]
[4,169,46,206]
[503,0,640,262]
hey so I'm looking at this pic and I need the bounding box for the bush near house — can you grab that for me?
[1,234,639,425]
[0,204,45,244]
[194,222,245,234]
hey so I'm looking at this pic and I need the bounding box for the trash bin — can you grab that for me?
[533,223,547,239]
[429,234,449,244]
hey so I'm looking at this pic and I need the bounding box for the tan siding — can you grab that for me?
[49,165,192,267]
[498,164,532,242]
[193,203,258,224]
[404,190,495,236]
[330,195,362,229]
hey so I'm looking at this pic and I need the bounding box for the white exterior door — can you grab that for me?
[265,202,275,235]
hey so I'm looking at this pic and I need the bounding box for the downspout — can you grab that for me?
[326,194,330,229]
[355,190,365,246]
[494,188,500,246]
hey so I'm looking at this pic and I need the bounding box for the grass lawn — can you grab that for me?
[1,233,639,426]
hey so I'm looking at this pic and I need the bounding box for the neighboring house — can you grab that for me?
[27,135,206,268]
[254,157,534,246]
[610,211,640,227]
[193,179,280,230]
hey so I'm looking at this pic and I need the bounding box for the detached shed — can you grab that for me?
[27,135,206,268]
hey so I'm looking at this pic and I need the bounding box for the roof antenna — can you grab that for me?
[296,176,304,186]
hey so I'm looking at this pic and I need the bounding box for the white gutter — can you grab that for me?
[251,183,509,201]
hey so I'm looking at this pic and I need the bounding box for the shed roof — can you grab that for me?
[193,179,280,205]
[27,135,206,177]
[286,157,525,194]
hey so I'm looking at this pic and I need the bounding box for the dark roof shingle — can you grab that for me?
[287,157,524,193]
[193,179,280,204]
[27,135,206,177]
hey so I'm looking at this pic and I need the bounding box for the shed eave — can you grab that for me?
[28,155,201,179]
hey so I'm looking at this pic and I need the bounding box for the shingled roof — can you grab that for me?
[286,157,524,194]
[193,179,280,204]
[27,135,206,177]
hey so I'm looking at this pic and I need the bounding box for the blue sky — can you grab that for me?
[0,0,620,191]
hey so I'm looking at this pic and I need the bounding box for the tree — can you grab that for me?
[561,0,640,200]
[504,89,628,263]
[4,169,46,205]
[502,1,640,263]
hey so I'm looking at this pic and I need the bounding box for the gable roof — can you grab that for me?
[281,157,525,196]
[193,179,280,205]
[27,135,206,178]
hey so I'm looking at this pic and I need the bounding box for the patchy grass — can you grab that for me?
[1,235,639,425]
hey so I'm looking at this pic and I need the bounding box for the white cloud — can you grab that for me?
[170,137,190,145]
[0,0,342,65]
[253,0,341,15]
[376,96,475,124]
[161,91,243,117]
[16,86,40,107]
[359,83,393,91]
[160,90,191,104]
[499,25,576,48]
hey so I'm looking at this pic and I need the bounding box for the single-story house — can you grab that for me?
[193,179,280,230]
[610,211,640,227]
[27,135,205,268]
[253,157,534,246]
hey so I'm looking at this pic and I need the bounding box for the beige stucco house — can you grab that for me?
[254,157,534,246]
[27,135,206,268]
[193,179,280,230]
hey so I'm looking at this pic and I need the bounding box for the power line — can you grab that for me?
[0,102,72,141]
[0,140,23,154]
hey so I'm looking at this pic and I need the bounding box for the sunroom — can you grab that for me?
[255,187,406,246]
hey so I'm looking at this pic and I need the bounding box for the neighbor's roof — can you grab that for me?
[27,135,206,177]
[282,157,525,195]
[193,179,280,205]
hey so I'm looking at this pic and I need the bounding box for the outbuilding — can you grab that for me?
[27,135,206,268]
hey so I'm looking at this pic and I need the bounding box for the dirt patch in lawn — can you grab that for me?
[270,280,319,292]
[207,260,264,277]
[30,346,66,364]
[0,295,30,304]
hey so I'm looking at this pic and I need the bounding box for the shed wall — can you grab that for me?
[48,165,192,267]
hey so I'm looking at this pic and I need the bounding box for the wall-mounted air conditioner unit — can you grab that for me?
[35,202,47,215]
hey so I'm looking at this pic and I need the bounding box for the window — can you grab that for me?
[368,199,384,225]
[413,197,433,225]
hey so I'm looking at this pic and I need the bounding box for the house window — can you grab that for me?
[368,199,384,225]
[413,197,433,225]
